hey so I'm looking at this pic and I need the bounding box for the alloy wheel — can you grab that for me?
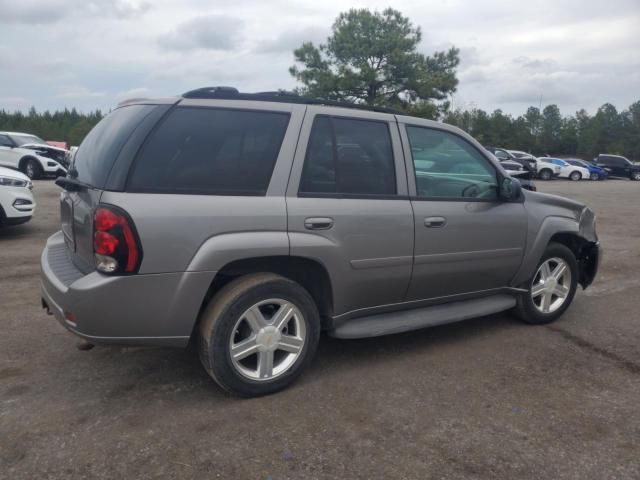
[229,299,306,381]
[25,162,35,179]
[531,257,572,314]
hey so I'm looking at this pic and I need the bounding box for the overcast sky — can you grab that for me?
[1,0,638,116]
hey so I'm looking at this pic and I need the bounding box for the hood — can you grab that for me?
[525,190,586,221]
[0,166,30,182]
[20,143,69,153]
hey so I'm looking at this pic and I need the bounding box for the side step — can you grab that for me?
[329,294,516,339]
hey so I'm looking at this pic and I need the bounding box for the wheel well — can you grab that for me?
[549,233,596,288]
[19,156,39,169]
[199,256,334,328]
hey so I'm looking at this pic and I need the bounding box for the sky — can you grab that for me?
[0,0,638,116]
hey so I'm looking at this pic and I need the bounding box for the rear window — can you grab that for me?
[127,107,290,195]
[73,105,155,188]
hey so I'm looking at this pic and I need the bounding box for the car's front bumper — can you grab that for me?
[0,186,35,221]
[40,231,214,347]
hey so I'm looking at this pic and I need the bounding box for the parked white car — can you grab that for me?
[0,166,35,226]
[538,157,590,181]
[535,158,562,180]
[0,131,68,179]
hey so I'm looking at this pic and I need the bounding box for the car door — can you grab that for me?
[398,119,528,301]
[286,107,414,318]
[0,134,20,168]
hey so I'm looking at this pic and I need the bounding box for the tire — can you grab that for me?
[590,173,599,181]
[513,243,578,325]
[569,171,582,181]
[21,158,42,180]
[198,273,320,397]
[539,169,553,180]
[631,171,640,181]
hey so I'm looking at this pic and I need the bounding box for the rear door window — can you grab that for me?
[127,107,290,195]
[73,105,156,188]
[299,116,396,196]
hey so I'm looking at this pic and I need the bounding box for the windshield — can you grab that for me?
[11,134,46,146]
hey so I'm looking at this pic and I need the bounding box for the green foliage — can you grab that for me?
[443,101,640,161]
[289,8,459,118]
[0,108,103,146]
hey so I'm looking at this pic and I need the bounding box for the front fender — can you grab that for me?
[511,214,579,287]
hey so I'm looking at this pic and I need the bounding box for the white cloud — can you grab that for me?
[0,0,638,115]
[158,15,244,51]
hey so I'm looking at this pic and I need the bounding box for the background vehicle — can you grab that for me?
[535,158,562,180]
[0,166,35,226]
[538,158,588,181]
[593,154,640,181]
[0,131,69,179]
[41,88,600,396]
[508,170,536,191]
[565,158,608,180]
[485,146,537,173]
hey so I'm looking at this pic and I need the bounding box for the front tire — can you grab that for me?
[21,158,42,180]
[198,273,320,397]
[514,243,578,325]
[632,171,640,181]
[590,173,599,181]
[569,171,582,181]
[539,169,553,180]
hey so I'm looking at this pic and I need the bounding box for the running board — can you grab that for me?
[329,294,516,339]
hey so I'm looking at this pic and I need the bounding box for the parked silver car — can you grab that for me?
[41,87,600,396]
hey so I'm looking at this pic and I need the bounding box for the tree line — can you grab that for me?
[0,107,103,147]
[443,101,640,161]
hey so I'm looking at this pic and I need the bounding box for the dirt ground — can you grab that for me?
[1,179,639,479]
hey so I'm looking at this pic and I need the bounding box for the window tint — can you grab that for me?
[300,116,396,196]
[406,126,498,199]
[128,107,290,195]
[0,134,13,147]
[73,105,155,188]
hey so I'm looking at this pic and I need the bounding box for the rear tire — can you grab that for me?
[569,171,582,181]
[632,171,640,181]
[21,158,42,180]
[539,169,553,180]
[198,273,320,397]
[513,243,578,325]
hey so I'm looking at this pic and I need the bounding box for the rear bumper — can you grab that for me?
[40,231,215,347]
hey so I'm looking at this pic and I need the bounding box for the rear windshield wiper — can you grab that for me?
[55,176,89,192]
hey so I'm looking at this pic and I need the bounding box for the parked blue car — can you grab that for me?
[565,159,608,180]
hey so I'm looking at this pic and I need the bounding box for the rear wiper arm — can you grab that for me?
[55,176,89,192]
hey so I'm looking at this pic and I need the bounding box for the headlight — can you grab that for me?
[0,176,29,187]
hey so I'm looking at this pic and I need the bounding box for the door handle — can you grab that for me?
[424,216,446,228]
[304,217,334,230]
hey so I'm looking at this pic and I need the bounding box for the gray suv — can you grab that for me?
[41,87,600,396]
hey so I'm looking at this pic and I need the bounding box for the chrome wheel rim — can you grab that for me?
[570,172,580,181]
[590,173,598,181]
[229,299,306,381]
[531,257,571,314]
[26,163,35,178]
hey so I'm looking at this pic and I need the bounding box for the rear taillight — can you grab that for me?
[93,205,142,274]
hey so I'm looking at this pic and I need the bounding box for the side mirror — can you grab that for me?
[500,176,522,201]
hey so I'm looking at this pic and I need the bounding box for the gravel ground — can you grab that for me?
[1,179,639,479]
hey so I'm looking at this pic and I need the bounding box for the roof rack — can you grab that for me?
[181,86,402,115]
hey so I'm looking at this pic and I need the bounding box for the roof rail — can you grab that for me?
[180,86,402,114]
